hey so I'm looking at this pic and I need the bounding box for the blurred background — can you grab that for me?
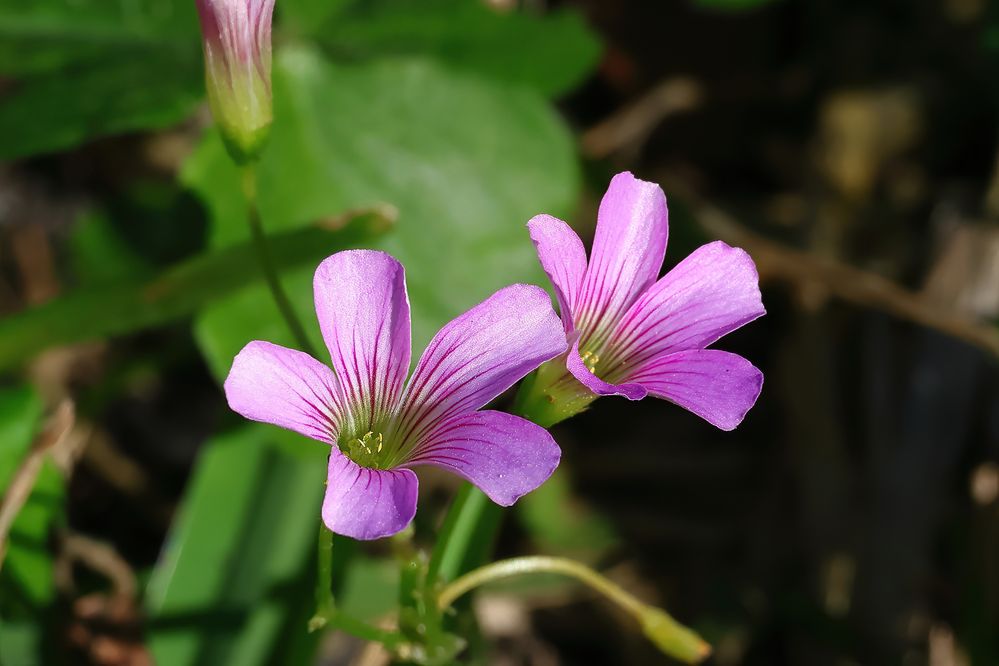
[2,0,999,664]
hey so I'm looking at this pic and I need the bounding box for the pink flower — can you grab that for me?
[195,0,275,161]
[224,250,566,539]
[527,172,765,430]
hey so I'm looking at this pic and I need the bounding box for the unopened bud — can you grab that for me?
[640,606,712,664]
[195,0,275,163]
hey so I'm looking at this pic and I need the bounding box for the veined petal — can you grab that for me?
[575,172,668,347]
[566,339,647,400]
[528,214,587,332]
[224,341,342,443]
[321,449,418,540]
[407,411,560,506]
[602,241,764,374]
[396,284,566,450]
[314,250,411,432]
[626,349,763,431]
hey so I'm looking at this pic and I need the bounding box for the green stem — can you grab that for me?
[241,165,316,357]
[437,556,710,664]
[308,523,409,648]
[308,522,336,632]
[426,484,478,584]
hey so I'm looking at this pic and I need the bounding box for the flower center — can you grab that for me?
[341,430,386,469]
[579,350,600,374]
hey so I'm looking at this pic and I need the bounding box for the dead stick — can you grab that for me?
[687,193,999,358]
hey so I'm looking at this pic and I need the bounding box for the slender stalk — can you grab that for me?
[308,522,336,632]
[241,165,316,357]
[437,556,710,664]
[438,555,640,614]
[308,523,409,648]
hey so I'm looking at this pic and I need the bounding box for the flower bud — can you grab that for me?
[195,0,275,163]
[640,606,712,664]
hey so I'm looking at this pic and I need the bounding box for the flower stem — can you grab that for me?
[241,165,317,357]
[308,522,336,632]
[437,556,710,664]
[308,522,410,648]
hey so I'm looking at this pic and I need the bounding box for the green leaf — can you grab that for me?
[0,622,43,666]
[0,0,202,157]
[0,0,198,76]
[0,213,389,371]
[297,0,600,97]
[0,387,42,487]
[0,386,62,617]
[145,424,327,666]
[516,468,619,558]
[189,48,580,379]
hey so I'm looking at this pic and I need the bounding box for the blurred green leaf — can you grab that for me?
[339,558,399,621]
[188,48,580,379]
[516,468,619,558]
[0,622,43,666]
[0,0,201,157]
[0,52,201,159]
[296,0,601,96]
[69,210,153,286]
[0,387,42,486]
[0,387,63,617]
[0,213,389,370]
[0,0,197,76]
[145,424,326,666]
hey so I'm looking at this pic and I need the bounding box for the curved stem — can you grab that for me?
[241,165,317,357]
[437,555,710,664]
[438,556,640,614]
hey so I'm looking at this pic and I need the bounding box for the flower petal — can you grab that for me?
[407,410,560,506]
[224,341,342,443]
[565,339,647,400]
[528,214,587,332]
[575,172,668,346]
[603,241,764,374]
[397,284,566,449]
[314,250,411,429]
[321,450,418,540]
[626,349,763,431]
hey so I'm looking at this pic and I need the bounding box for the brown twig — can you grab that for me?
[0,399,75,572]
[581,78,703,159]
[58,532,137,601]
[675,185,999,358]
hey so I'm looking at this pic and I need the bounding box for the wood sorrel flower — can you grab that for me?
[223,250,567,540]
[195,0,275,162]
[522,172,765,430]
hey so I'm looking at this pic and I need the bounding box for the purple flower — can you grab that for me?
[223,250,567,540]
[195,0,275,161]
[527,172,765,431]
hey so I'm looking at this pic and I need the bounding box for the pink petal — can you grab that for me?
[321,450,418,540]
[407,410,560,506]
[314,250,411,429]
[396,284,566,450]
[575,172,668,345]
[224,341,342,443]
[627,349,763,431]
[527,214,588,332]
[565,339,647,400]
[604,241,764,373]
